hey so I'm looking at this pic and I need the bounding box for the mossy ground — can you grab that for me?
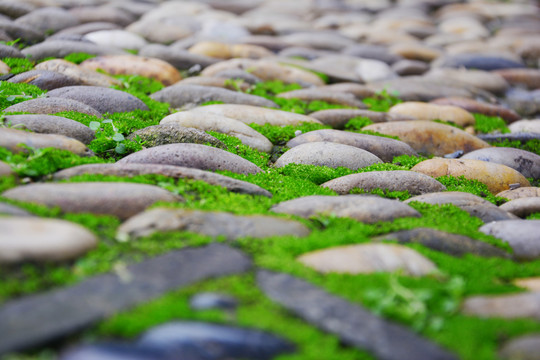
[1,64,540,360]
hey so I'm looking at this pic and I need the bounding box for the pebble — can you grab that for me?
[3,97,103,118]
[434,53,526,71]
[271,195,421,223]
[35,59,122,88]
[276,88,367,109]
[389,102,475,127]
[0,43,23,58]
[499,335,540,360]
[190,293,238,311]
[309,109,415,129]
[432,97,520,124]
[0,217,97,264]
[150,84,277,109]
[83,30,147,51]
[509,119,540,134]
[4,114,95,144]
[138,43,218,71]
[21,39,125,61]
[174,76,251,91]
[2,182,182,220]
[69,5,137,27]
[372,228,510,258]
[425,68,510,95]
[462,291,540,319]
[117,143,262,175]
[343,43,402,65]
[392,59,429,76]
[0,202,33,217]
[411,158,531,194]
[322,170,446,196]
[1,61,11,74]
[188,41,273,59]
[7,69,80,90]
[514,278,540,292]
[14,7,79,35]
[117,208,310,241]
[160,111,272,153]
[0,128,93,156]
[479,220,540,260]
[127,123,225,149]
[461,147,540,179]
[52,22,121,38]
[504,88,540,117]
[494,68,540,90]
[497,187,540,200]
[389,43,443,62]
[298,243,437,276]
[47,86,149,114]
[80,55,182,86]
[499,197,540,218]
[363,120,490,157]
[52,163,272,198]
[0,18,43,44]
[274,142,382,170]
[0,1,35,18]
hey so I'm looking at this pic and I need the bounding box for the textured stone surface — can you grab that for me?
[479,220,540,260]
[127,124,225,149]
[0,244,252,355]
[461,147,540,179]
[0,128,93,156]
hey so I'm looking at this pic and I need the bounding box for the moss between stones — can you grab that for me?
[1,57,34,75]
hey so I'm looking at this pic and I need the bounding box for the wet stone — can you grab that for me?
[499,335,540,360]
[52,163,272,198]
[2,182,181,220]
[499,197,540,218]
[0,217,97,264]
[389,102,475,127]
[127,124,225,149]
[412,158,531,194]
[47,86,149,114]
[36,59,122,88]
[298,243,437,276]
[309,109,415,129]
[405,192,517,223]
[430,97,520,124]
[462,292,540,320]
[274,142,382,170]
[117,143,262,175]
[7,69,80,90]
[151,84,277,109]
[271,195,421,223]
[3,97,103,118]
[497,187,540,200]
[322,170,446,195]
[479,220,540,261]
[461,147,540,179]
[287,129,417,162]
[257,270,458,360]
[0,244,251,355]
[372,227,510,258]
[0,202,33,217]
[22,40,125,61]
[4,114,95,144]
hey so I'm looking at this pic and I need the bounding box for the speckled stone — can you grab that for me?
[127,124,225,149]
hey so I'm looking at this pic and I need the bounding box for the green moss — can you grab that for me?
[392,154,428,168]
[437,175,505,205]
[112,74,164,95]
[0,82,46,110]
[473,113,510,134]
[362,90,402,112]
[350,187,411,201]
[63,52,97,64]
[249,122,330,145]
[344,116,374,131]
[2,57,34,74]
[491,139,540,156]
[206,131,271,169]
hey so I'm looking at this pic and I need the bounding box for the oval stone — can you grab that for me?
[434,54,526,71]
[276,89,366,108]
[430,97,520,124]
[22,40,125,61]
[47,86,149,114]
[425,68,509,95]
[497,187,540,200]
[160,111,272,153]
[297,243,437,276]
[191,104,321,126]
[127,124,225,149]
[84,30,147,51]
[3,97,102,118]
[35,59,122,88]
[271,195,421,223]
[322,171,446,195]
[0,128,93,156]
[2,182,181,220]
[389,102,475,127]
[480,220,540,260]
[412,158,531,194]
[462,292,540,319]
[7,70,80,90]
[287,129,417,162]
[461,147,540,179]
[499,335,540,360]
[309,109,415,129]
[0,217,97,264]
[499,198,540,218]
[4,114,95,144]
[117,208,310,241]
[117,143,262,175]
[188,41,273,59]
[174,76,251,92]
[138,43,218,70]
[0,202,33,217]
[509,119,540,134]
[363,120,491,156]
[80,55,181,86]
[494,68,540,90]
[14,7,79,34]
[274,142,382,170]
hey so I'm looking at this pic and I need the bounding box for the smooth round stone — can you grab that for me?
[322,170,445,195]
[0,202,34,217]
[0,160,12,176]
[372,227,510,258]
[343,44,402,65]
[0,128,92,157]
[297,55,362,83]
[461,147,540,179]
[287,129,417,162]
[150,84,277,109]
[7,69,80,90]
[117,143,262,175]
[504,88,540,117]
[160,111,272,153]
[355,58,394,83]
[392,59,429,76]
[500,335,540,360]
[190,293,238,311]
[319,83,376,100]
[514,277,540,292]
[52,22,121,38]
[494,69,540,90]
[0,43,23,58]
[138,44,218,71]
[280,31,356,51]
[83,30,147,50]
[274,142,382,170]
[276,89,366,108]
[271,194,421,223]
[309,109,414,129]
[389,102,475,127]
[4,114,95,144]
[0,1,35,18]
[127,124,225,149]
[412,158,531,194]
[509,120,540,134]
[14,7,79,34]
[117,208,310,241]
[363,120,490,157]
[213,69,262,85]
[53,163,271,198]
[2,182,181,220]
[430,97,520,124]
[188,41,272,59]
[60,343,170,360]
[47,86,148,114]
[3,97,103,118]
[0,59,8,74]
[297,243,436,276]
[500,198,540,218]
[497,187,540,200]
[174,76,251,92]
[22,40,125,61]
[191,104,321,126]
[35,59,122,88]
[434,54,526,71]
[389,43,442,62]
[80,55,181,86]
[0,18,43,43]
[405,191,518,223]
[69,5,136,27]
[462,291,540,319]
[0,217,97,264]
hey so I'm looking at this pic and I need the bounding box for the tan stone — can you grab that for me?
[389,102,475,127]
[514,278,540,292]
[188,41,273,59]
[0,59,9,74]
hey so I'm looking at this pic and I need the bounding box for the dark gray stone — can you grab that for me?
[256,270,458,360]
[61,343,173,360]
[0,18,43,43]
[434,54,526,71]
[8,70,81,90]
[461,147,540,179]
[47,86,148,114]
[128,124,225,149]
[0,1,35,19]
[3,97,102,118]
[0,244,252,355]
[372,228,510,258]
[14,7,79,34]
[0,43,23,58]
